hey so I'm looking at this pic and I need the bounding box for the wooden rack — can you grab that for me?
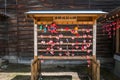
[26,10,106,80]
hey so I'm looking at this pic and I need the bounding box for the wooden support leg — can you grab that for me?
[93,62,96,80]
[31,56,40,80]
[97,60,100,80]
[31,63,33,80]
[38,59,42,79]
[91,58,100,80]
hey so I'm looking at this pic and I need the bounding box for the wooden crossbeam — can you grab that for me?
[37,29,93,32]
[38,56,93,60]
[38,49,92,52]
[37,21,94,25]
[38,42,92,45]
[38,36,92,38]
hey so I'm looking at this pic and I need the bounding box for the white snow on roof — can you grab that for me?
[25,10,107,14]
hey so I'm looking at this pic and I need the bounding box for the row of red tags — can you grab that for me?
[102,19,120,38]
[40,39,92,45]
[44,48,92,55]
[39,34,93,38]
[39,23,92,34]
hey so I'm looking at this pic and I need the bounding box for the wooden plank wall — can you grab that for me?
[0,15,8,57]
[0,0,120,58]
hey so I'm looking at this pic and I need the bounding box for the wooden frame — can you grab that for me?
[38,56,93,60]
[93,19,97,56]
[116,28,119,53]
[34,22,38,57]
[26,11,106,59]
[26,10,106,80]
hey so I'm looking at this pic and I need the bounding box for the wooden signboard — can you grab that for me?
[26,10,106,60]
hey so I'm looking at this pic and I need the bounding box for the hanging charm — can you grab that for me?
[59,34,63,38]
[39,25,43,31]
[48,22,58,33]
[43,24,48,33]
[65,27,69,31]
[43,27,47,33]
[74,26,79,34]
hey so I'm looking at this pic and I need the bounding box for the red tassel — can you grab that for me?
[76,33,80,37]
[71,30,75,34]
[65,27,69,31]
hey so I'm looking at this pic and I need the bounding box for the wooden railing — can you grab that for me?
[31,57,41,80]
[31,56,100,80]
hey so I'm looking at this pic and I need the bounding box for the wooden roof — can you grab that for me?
[26,10,107,14]
[25,10,107,17]
[25,10,107,25]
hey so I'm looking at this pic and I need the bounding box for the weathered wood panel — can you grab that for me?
[0,0,119,58]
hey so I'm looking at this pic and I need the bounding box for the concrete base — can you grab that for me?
[41,72,80,80]
[114,60,120,77]
[114,54,120,77]
[3,55,18,63]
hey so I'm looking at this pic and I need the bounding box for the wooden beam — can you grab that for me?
[38,42,92,45]
[93,19,96,56]
[38,49,92,52]
[96,60,100,80]
[34,21,38,57]
[37,21,94,25]
[116,27,119,53]
[32,14,99,17]
[38,56,93,60]
[38,36,93,38]
[37,29,93,32]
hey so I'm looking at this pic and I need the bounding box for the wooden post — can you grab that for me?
[32,21,38,80]
[91,56,96,80]
[91,58,100,80]
[31,61,34,80]
[97,60,100,80]
[93,19,97,56]
[92,60,95,80]
[92,19,97,80]
[34,21,38,59]
[116,27,119,53]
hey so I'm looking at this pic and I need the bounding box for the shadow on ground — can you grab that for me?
[1,63,30,72]
[11,75,30,80]
[11,75,72,80]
